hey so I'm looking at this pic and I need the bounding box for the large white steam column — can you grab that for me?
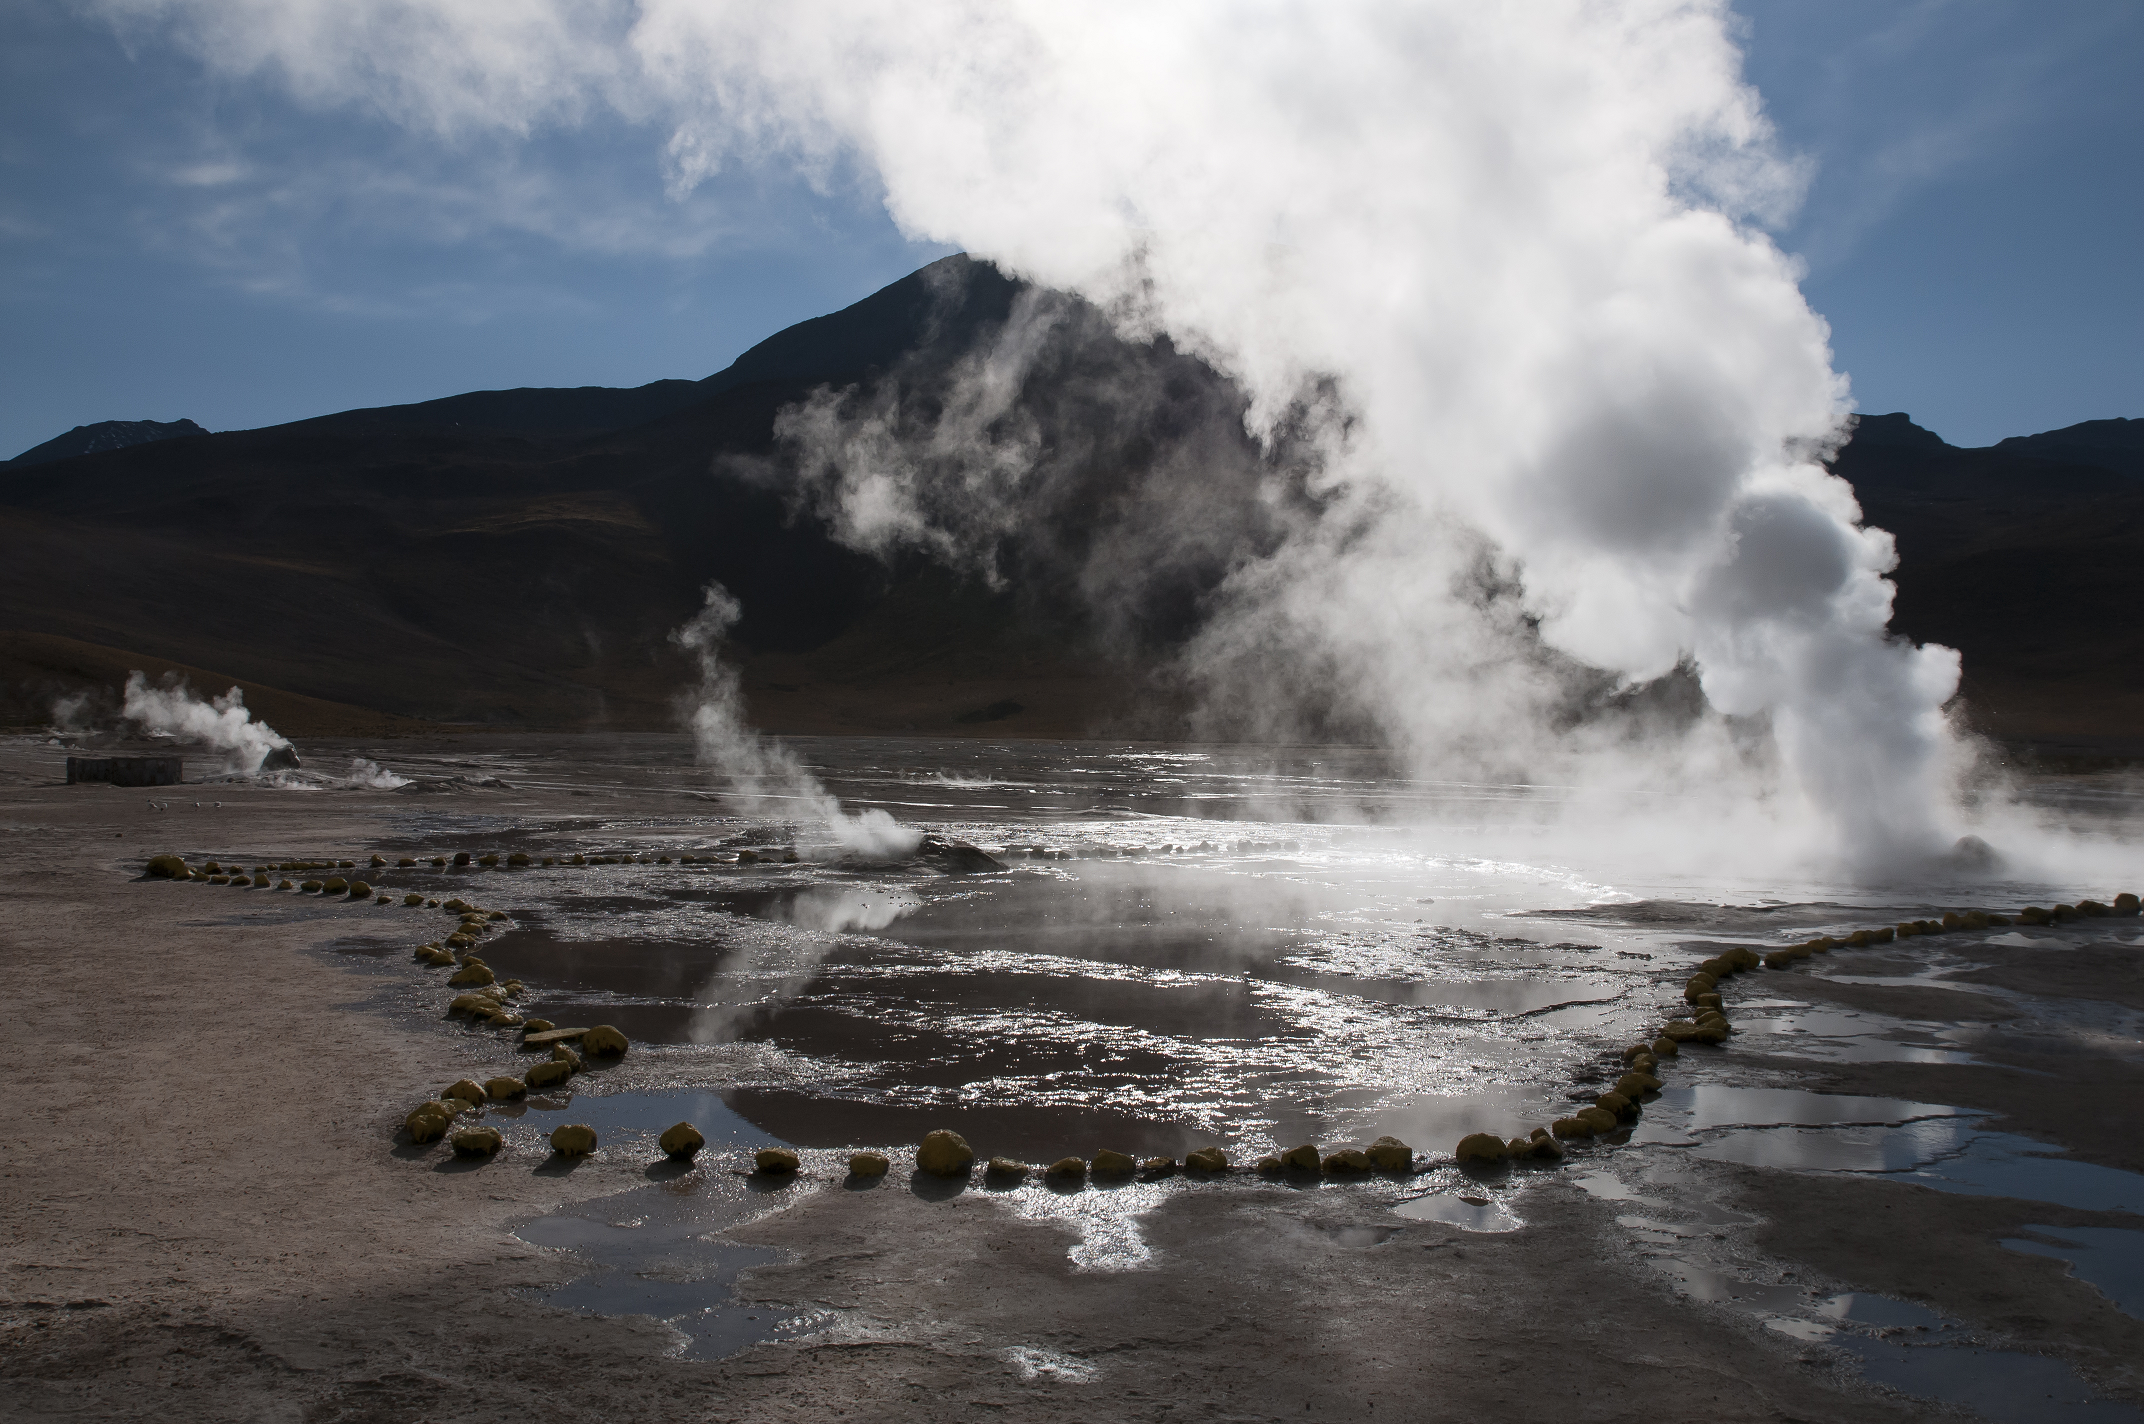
[105,0,1969,866]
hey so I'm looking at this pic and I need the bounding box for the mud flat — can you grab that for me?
[3,731,2140,1422]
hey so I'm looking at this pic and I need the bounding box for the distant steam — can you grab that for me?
[113,1,1976,867]
[121,671,298,776]
[672,583,921,858]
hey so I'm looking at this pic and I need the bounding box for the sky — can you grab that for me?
[1,0,2137,459]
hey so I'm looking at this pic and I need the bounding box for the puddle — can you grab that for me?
[1839,1338,2144,1423]
[511,1092,830,1358]
[1391,1193,1522,1232]
[1818,1292,1947,1329]
[2001,1226,2144,1320]
[994,1178,1176,1270]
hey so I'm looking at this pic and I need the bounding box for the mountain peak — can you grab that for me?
[10,418,209,466]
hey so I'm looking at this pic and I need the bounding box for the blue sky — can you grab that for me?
[1,0,2136,458]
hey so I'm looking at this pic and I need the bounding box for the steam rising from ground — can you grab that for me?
[121,671,296,776]
[673,583,921,858]
[104,1,1984,869]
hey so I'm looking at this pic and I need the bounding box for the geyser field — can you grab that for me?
[6,2,2143,1421]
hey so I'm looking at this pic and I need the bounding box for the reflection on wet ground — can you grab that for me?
[319,733,2144,1411]
[2001,1226,2144,1321]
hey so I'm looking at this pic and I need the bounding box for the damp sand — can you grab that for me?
[3,730,2141,1421]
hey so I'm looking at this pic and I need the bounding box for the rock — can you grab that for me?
[1091,1149,1138,1175]
[1365,1135,1413,1170]
[349,880,372,899]
[484,1077,526,1100]
[756,1147,800,1174]
[986,1157,1030,1181]
[1523,1134,1566,1160]
[404,893,424,906]
[660,1122,705,1157]
[1631,1054,1657,1075]
[1694,992,1723,1009]
[2114,892,2140,914]
[582,1025,629,1057]
[507,852,531,867]
[1045,1157,1088,1179]
[915,835,1010,874]
[1661,1019,1725,1044]
[448,963,496,987]
[1280,1143,1321,1172]
[1614,1072,1660,1099]
[1140,1157,1176,1177]
[1651,1036,1678,1057]
[444,1079,487,1105]
[1551,1116,1594,1139]
[523,1018,557,1033]
[301,880,323,893]
[451,1126,503,1157]
[1575,1106,1620,1135]
[1323,1149,1373,1173]
[277,879,294,890]
[145,854,192,879]
[1596,1091,1636,1120]
[1255,1155,1284,1174]
[1620,1043,1653,1063]
[405,1105,451,1143]
[1453,1133,1507,1163]
[849,1150,890,1177]
[550,1124,598,1156]
[521,1027,587,1046]
[447,993,498,1015]
[1184,1147,1229,1173]
[2019,906,2051,925]
[323,877,348,894]
[916,1129,975,1178]
[478,854,498,867]
[550,1045,584,1071]
[524,1060,573,1090]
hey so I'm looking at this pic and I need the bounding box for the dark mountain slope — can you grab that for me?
[10,418,208,466]
[1836,413,2144,751]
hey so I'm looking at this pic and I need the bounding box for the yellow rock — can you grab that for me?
[1615,1072,1660,1099]
[1092,1149,1138,1175]
[1184,1147,1229,1173]
[1280,1143,1321,1172]
[660,1122,705,1157]
[582,1025,628,1057]
[1551,1117,1594,1139]
[507,852,531,867]
[756,1147,800,1173]
[405,1105,451,1143]
[1254,1156,1284,1174]
[1524,1134,1567,1160]
[1140,1157,1175,1177]
[523,1018,556,1033]
[1323,1149,1373,1173]
[146,854,192,878]
[1651,1036,1678,1057]
[986,1157,1030,1181]
[916,1129,975,1178]
[323,877,348,894]
[1365,1135,1412,1170]
[444,1079,487,1105]
[403,893,424,906]
[451,1127,503,1157]
[277,879,294,890]
[848,1150,890,1177]
[1596,1091,1636,1120]
[1575,1106,1620,1134]
[301,880,323,893]
[1045,1156,1088,1179]
[448,963,496,988]
[484,1077,526,1101]
[551,1045,584,1071]
[550,1124,598,1156]
[1453,1132,1507,1162]
[524,1060,573,1090]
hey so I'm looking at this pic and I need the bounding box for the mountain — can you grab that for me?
[1834,412,2144,754]
[0,259,2136,756]
[11,418,209,466]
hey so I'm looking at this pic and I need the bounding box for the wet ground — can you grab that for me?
[94,731,2144,1418]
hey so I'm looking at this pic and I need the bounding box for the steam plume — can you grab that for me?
[105,0,1974,864]
[121,671,296,775]
[672,583,921,857]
